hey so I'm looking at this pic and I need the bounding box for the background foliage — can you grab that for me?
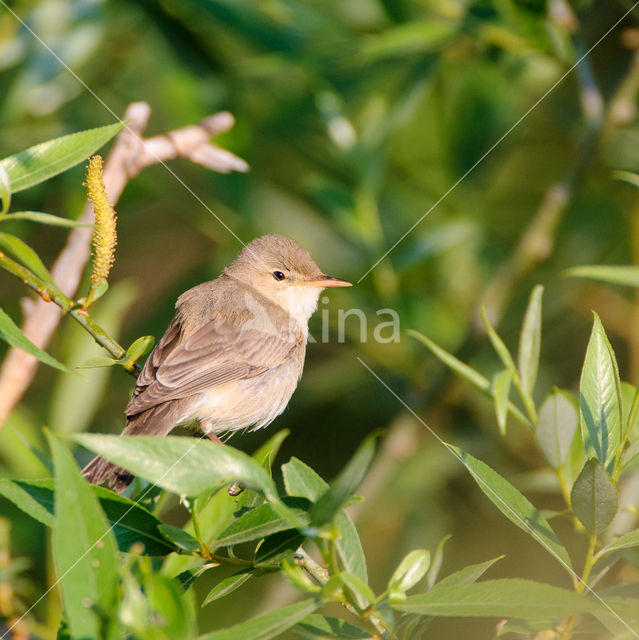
[3,0,639,638]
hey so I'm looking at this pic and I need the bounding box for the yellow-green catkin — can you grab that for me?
[86,155,117,288]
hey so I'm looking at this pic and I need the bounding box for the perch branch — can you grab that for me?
[0,102,248,427]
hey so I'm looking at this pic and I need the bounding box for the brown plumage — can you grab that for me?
[83,235,350,492]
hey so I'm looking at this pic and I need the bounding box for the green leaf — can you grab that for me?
[144,571,196,639]
[280,557,322,593]
[255,530,306,568]
[76,356,119,369]
[49,433,120,640]
[0,479,54,527]
[388,549,430,601]
[493,369,513,436]
[0,478,175,555]
[213,497,311,547]
[481,307,516,372]
[283,457,367,582]
[158,524,201,552]
[0,232,58,286]
[393,578,601,619]
[426,534,451,590]
[535,390,578,468]
[0,307,76,375]
[570,458,617,534]
[339,571,376,607]
[310,433,377,527]
[517,285,543,398]
[565,265,639,288]
[434,555,504,589]
[124,335,155,364]
[202,569,260,605]
[408,329,490,392]
[579,313,622,464]
[71,434,304,528]
[448,444,572,569]
[0,123,124,193]
[408,329,532,429]
[296,614,370,639]
[0,164,10,215]
[197,598,318,640]
[0,211,91,227]
[598,529,639,557]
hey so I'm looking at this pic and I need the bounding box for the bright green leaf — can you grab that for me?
[71,434,304,528]
[481,307,516,372]
[296,614,369,639]
[76,356,119,369]
[0,211,91,227]
[393,578,602,619]
[434,555,504,589]
[570,458,618,534]
[254,530,305,568]
[125,335,155,364]
[339,571,375,607]
[579,313,622,464]
[565,265,639,288]
[426,534,451,589]
[0,123,124,193]
[517,285,543,398]
[535,390,578,468]
[0,232,57,286]
[197,598,318,640]
[0,307,76,375]
[49,433,120,640]
[202,569,260,605]
[158,524,201,552]
[0,164,10,215]
[448,444,572,569]
[389,549,430,598]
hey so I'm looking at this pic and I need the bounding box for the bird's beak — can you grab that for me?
[294,275,352,288]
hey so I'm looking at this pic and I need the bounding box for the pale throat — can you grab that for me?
[281,286,322,331]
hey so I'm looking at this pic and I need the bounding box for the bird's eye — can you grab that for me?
[272,270,286,281]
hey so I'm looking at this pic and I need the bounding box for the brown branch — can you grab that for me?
[0,102,248,427]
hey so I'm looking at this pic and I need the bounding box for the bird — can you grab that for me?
[83,234,351,492]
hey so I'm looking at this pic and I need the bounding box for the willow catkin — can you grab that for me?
[86,155,117,288]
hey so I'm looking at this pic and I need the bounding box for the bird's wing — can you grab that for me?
[126,313,304,417]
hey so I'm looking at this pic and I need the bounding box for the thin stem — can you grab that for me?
[0,252,139,377]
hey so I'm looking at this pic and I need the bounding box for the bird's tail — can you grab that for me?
[82,401,187,493]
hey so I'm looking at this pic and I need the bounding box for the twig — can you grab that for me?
[0,102,248,427]
[0,253,138,375]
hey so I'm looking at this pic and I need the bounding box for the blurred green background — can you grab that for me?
[2,0,639,637]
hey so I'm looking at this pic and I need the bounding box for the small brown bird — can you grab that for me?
[83,234,351,491]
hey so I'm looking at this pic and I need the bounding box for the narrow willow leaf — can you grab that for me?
[570,459,617,534]
[72,434,304,528]
[493,369,513,436]
[0,479,55,526]
[598,529,639,557]
[481,307,516,372]
[393,578,601,619]
[0,211,91,227]
[255,530,305,568]
[448,444,572,569]
[310,433,377,527]
[158,524,200,552]
[283,457,367,582]
[213,498,311,547]
[517,285,543,398]
[565,265,639,288]
[621,381,639,446]
[202,569,258,605]
[0,308,75,374]
[0,164,10,215]
[579,313,622,464]
[535,390,578,468]
[434,555,504,589]
[388,549,430,598]
[408,329,490,391]
[49,434,120,639]
[0,232,57,286]
[426,534,451,589]
[197,598,318,640]
[297,614,370,639]
[408,329,532,429]
[0,123,124,193]
[76,356,119,369]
